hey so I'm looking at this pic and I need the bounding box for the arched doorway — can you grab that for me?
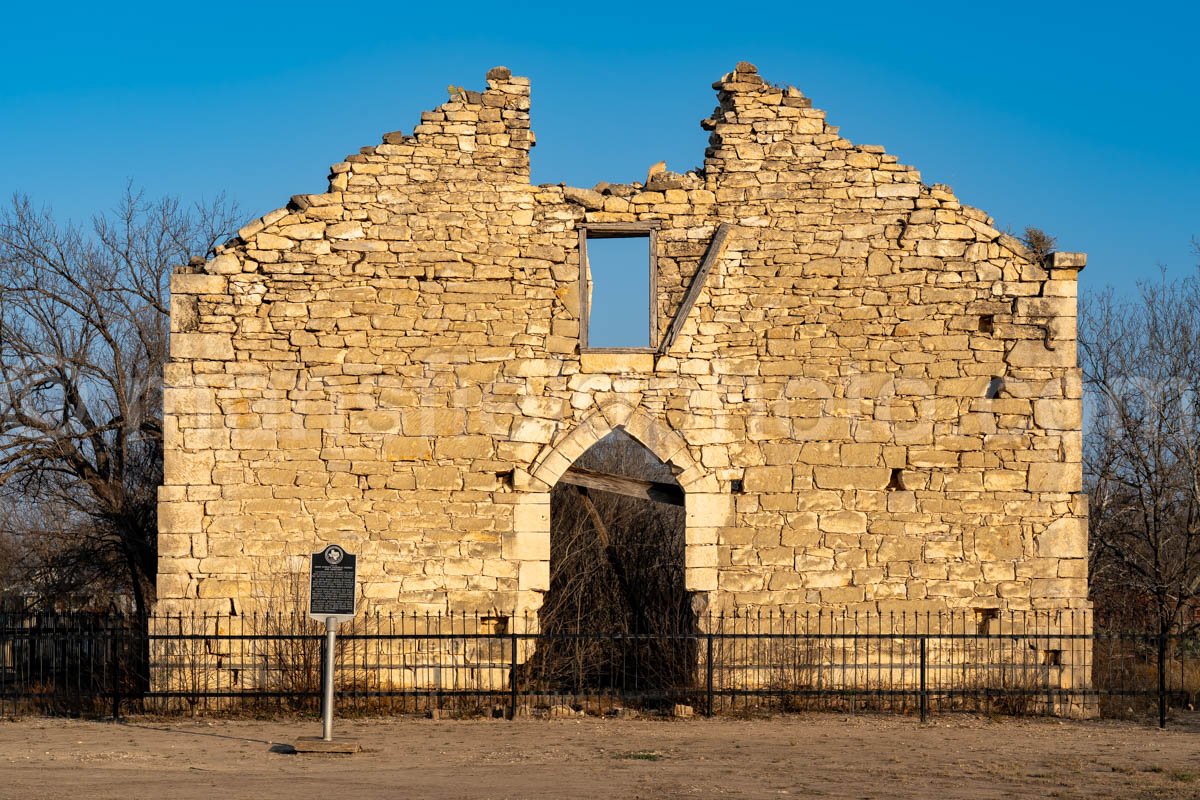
[507,403,730,709]
[531,429,694,699]
[508,402,727,621]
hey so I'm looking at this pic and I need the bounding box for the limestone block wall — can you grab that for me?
[158,63,1088,620]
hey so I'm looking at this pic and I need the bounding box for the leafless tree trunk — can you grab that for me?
[0,187,237,620]
[1081,261,1200,637]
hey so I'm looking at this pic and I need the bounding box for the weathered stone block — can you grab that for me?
[877,537,922,562]
[743,465,793,493]
[171,333,235,361]
[163,449,214,485]
[503,531,549,561]
[686,567,718,592]
[207,253,242,274]
[350,410,404,434]
[1008,340,1075,368]
[1048,252,1087,269]
[1033,400,1081,431]
[164,387,219,415]
[975,528,1022,561]
[813,467,890,490]
[579,353,654,373]
[383,436,433,461]
[519,560,550,592]
[159,502,204,534]
[254,232,293,250]
[685,545,718,569]
[279,221,325,240]
[686,494,734,527]
[172,273,228,294]
[231,429,277,450]
[1028,463,1082,493]
[819,511,867,534]
[1036,517,1087,558]
[401,409,466,436]
[805,570,852,588]
[1031,577,1086,598]
[513,500,550,532]
[435,435,494,459]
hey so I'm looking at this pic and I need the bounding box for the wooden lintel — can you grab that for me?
[581,221,661,236]
[658,223,732,355]
[559,465,685,507]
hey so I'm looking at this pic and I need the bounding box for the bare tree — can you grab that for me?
[1081,268,1200,638]
[0,493,122,611]
[0,187,237,620]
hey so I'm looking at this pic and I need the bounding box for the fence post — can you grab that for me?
[1158,626,1168,729]
[919,636,928,724]
[111,618,122,721]
[705,632,714,718]
[508,630,518,721]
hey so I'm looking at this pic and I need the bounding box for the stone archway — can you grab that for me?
[505,401,729,620]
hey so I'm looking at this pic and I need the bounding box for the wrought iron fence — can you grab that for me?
[1,610,1196,725]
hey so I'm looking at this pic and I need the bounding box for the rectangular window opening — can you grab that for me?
[580,226,656,350]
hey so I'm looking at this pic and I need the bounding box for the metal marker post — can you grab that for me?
[299,543,358,753]
[323,616,337,741]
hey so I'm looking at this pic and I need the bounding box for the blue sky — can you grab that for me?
[587,237,653,347]
[2,1,1196,295]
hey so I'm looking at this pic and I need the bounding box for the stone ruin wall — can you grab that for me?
[157,63,1089,626]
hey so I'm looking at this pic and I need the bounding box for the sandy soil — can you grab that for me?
[0,714,1197,800]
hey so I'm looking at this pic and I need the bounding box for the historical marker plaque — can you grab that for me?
[309,544,357,620]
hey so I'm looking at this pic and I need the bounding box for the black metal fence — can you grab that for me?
[2,610,1196,726]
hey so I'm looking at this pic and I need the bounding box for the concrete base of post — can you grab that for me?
[293,736,360,754]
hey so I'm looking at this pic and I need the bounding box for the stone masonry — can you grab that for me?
[158,63,1088,624]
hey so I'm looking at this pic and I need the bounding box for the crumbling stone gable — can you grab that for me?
[158,62,1087,620]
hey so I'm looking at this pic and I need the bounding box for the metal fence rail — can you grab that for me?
[1,610,1195,725]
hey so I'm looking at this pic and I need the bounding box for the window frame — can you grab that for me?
[577,222,660,353]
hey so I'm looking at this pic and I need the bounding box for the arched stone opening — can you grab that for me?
[506,402,727,624]
[527,428,694,695]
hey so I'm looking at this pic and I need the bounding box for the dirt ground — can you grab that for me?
[0,714,1197,800]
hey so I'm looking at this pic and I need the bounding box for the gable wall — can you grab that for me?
[158,64,1087,618]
